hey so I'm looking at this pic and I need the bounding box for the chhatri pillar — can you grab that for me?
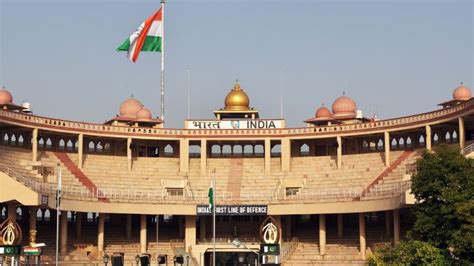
[281,138,291,172]
[127,137,132,171]
[32,128,38,162]
[264,139,271,175]
[459,117,465,149]
[77,133,84,169]
[179,138,189,174]
[425,125,432,151]
[200,139,207,175]
[384,131,390,166]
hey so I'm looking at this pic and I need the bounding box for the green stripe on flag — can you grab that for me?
[116,36,162,52]
[208,187,213,209]
[116,39,130,51]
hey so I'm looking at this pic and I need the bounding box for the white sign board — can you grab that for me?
[186,119,284,130]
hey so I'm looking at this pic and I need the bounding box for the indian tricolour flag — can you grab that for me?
[117,7,163,62]
[208,180,214,210]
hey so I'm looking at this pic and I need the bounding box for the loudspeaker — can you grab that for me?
[111,254,124,266]
[158,255,167,264]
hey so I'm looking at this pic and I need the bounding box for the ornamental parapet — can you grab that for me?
[0,98,472,138]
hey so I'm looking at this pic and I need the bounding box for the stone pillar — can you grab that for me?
[337,136,342,169]
[384,131,390,166]
[126,214,132,240]
[285,216,292,241]
[7,202,17,221]
[77,134,84,169]
[319,214,326,255]
[200,216,206,241]
[385,211,391,236]
[264,139,271,175]
[281,138,291,172]
[393,209,400,244]
[459,117,465,149]
[97,214,105,258]
[425,125,432,151]
[32,128,38,162]
[337,214,343,239]
[127,137,132,171]
[200,139,207,175]
[140,215,147,254]
[60,212,68,254]
[29,207,38,240]
[185,216,196,251]
[76,212,83,238]
[180,139,189,174]
[359,213,366,260]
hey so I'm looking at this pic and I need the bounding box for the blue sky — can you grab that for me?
[1,0,472,128]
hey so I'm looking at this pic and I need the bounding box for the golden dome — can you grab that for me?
[224,83,250,111]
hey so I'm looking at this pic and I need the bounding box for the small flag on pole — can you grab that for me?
[208,181,214,210]
[117,7,163,62]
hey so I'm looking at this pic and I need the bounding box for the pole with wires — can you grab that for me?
[55,163,62,266]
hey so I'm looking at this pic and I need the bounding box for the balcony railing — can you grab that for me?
[0,163,412,205]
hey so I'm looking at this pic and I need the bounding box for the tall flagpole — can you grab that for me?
[212,168,216,266]
[55,163,62,266]
[160,0,166,122]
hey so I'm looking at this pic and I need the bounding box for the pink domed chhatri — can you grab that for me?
[0,88,13,105]
[332,95,357,116]
[453,82,471,101]
[136,108,152,120]
[315,105,331,118]
[119,98,144,118]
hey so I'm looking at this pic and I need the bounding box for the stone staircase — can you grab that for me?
[53,152,109,202]
[359,150,415,197]
[227,158,243,198]
[283,242,366,266]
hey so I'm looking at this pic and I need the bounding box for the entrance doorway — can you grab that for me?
[204,251,258,266]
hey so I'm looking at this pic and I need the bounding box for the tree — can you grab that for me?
[411,145,474,263]
[368,240,448,266]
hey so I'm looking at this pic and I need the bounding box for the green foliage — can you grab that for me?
[411,145,474,263]
[368,240,449,266]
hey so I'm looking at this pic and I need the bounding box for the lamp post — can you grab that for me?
[103,254,109,266]
[231,239,260,266]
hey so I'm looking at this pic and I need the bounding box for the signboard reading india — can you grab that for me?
[185,119,285,130]
[196,205,268,216]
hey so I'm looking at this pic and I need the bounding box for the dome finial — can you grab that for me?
[461,81,464,86]
[343,91,346,96]
[131,93,134,98]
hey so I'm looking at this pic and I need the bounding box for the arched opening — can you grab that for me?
[452,131,458,142]
[10,134,17,145]
[46,138,52,149]
[254,145,264,156]
[59,139,66,150]
[36,209,43,221]
[88,141,95,152]
[211,145,221,157]
[17,135,24,146]
[67,140,74,151]
[233,145,243,157]
[222,145,232,156]
[300,143,310,156]
[189,145,201,158]
[164,144,174,156]
[271,144,281,157]
[419,135,425,147]
[1,206,6,219]
[433,133,439,144]
[377,139,384,151]
[44,209,51,221]
[38,138,45,149]
[96,142,103,152]
[243,145,253,156]
[391,138,398,149]
[406,137,412,147]
[104,143,111,153]
[16,207,22,220]
[398,137,405,149]
[362,140,369,151]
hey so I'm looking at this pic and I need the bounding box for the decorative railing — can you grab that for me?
[280,237,299,262]
[0,163,412,204]
[0,98,472,138]
[461,143,474,155]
